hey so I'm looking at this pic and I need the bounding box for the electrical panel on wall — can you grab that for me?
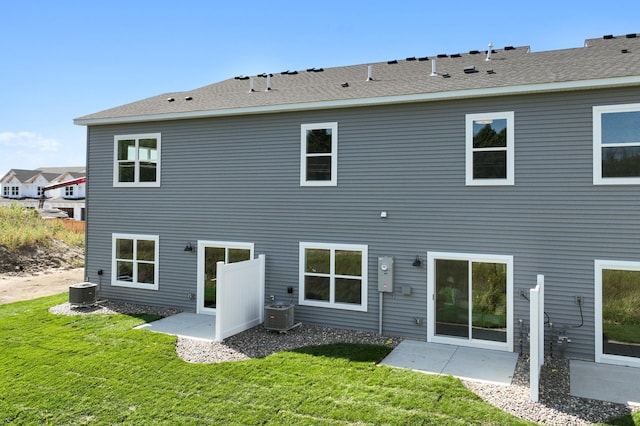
[378,256,394,292]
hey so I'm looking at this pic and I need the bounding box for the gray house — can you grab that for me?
[75,33,640,366]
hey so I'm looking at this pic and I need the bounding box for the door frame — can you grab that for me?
[595,259,640,368]
[196,240,254,315]
[427,251,513,351]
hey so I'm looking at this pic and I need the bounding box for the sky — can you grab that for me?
[1,1,639,175]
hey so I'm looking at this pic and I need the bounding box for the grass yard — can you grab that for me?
[0,295,637,425]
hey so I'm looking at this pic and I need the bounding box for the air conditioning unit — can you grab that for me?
[69,282,98,307]
[264,303,294,331]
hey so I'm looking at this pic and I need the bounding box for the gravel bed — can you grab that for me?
[51,301,638,425]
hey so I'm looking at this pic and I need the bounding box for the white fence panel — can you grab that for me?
[215,254,265,342]
[529,274,545,402]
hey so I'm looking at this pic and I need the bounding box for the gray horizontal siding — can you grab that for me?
[85,86,640,359]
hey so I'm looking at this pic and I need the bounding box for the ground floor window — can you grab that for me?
[196,241,253,313]
[427,252,513,350]
[111,234,159,290]
[299,242,368,312]
[595,260,640,367]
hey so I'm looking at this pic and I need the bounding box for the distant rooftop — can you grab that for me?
[75,33,640,126]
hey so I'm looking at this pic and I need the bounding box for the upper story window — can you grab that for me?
[300,123,337,186]
[593,104,640,185]
[37,186,44,197]
[299,242,368,312]
[112,233,159,290]
[65,186,74,197]
[466,112,514,186]
[114,133,160,187]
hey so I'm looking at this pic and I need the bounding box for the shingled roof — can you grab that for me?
[75,34,640,126]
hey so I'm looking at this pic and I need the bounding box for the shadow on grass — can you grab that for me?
[291,343,393,363]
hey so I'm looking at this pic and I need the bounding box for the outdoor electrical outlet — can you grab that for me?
[287,287,293,294]
[575,295,584,305]
[269,295,275,301]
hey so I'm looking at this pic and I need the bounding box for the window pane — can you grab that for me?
[435,259,469,338]
[204,247,225,309]
[335,250,361,276]
[306,156,332,181]
[137,240,155,261]
[137,263,155,284]
[602,269,640,358]
[335,278,361,304]
[229,248,251,263]
[305,276,330,301]
[471,262,507,342]
[305,249,330,274]
[118,139,136,160]
[306,129,332,153]
[602,146,640,178]
[138,138,158,161]
[117,261,133,281]
[473,119,507,148]
[139,162,157,182]
[473,151,507,179]
[116,239,134,259]
[118,163,135,182]
[602,111,640,144]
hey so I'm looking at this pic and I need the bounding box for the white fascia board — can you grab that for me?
[74,76,640,126]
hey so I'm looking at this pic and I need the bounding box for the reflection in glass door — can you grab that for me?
[198,242,253,314]
[599,265,640,363]
[431,253,511,349]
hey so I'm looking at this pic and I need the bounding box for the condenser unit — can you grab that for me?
[69,282,98,307]
[264,303,295,331]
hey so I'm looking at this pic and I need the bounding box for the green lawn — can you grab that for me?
[0,295,635,425]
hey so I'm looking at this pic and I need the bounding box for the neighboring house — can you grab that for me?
[75,33,640,367]
[0,167,86,220]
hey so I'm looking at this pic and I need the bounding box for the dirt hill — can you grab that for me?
[0,239,84,275]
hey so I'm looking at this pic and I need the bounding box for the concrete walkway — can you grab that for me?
[570,360,640,406]
[135,312,215,341]
[380,340,518,385]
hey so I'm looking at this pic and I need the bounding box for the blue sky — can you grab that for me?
[1,1,638,174]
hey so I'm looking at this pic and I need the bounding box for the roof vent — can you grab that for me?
[266,74,272,91]
[167,97,175,102]
[504,46,515,50]
[418,56,429,61]
[463,66,477,74]
[437,53,448,58]
[603,34,614,39]
[430,59,437,76]
[184,96,193,101]
[387,60,398,64]
[341,82,349,88]
[626,33,637,39]
[406,57,416,61]
[469,50,480,55]
[442,73,451,78]
[249,77,255,92]
[487,69,496,74]
[367,65,373,81]
[621,49,629,54]
[235,76,249,80]
[486,42,493,61]
[451,53,461,58]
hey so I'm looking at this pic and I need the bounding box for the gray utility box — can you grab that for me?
[69,282,98,307]
[264,303,294,331]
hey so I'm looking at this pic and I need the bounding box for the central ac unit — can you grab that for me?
[264,303,294,331]
[69,282,98,307]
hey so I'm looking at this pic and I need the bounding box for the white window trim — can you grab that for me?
[196,240,255,315]
[427,251,513,351]
[299,242,368,312]
[111,233,159,290]
[300,122,338,187]
[113,133,161,187]
[593,103,640,185]
[594,259,640,367]
[465,112,515,186]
